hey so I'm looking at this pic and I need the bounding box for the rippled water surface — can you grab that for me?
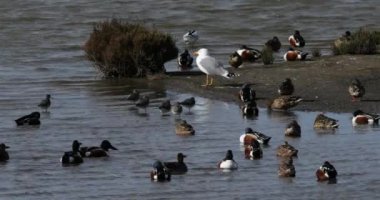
[1,0,380,199]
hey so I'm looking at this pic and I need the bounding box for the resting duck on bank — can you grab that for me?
[352,109,380,126]
[288,30,305,48]
[239,83,256,103]
[80,140,118,157]
[314,114,339,129]
[268,96,302,111]
[175,119,195,135]
[0,143,10,162]
[283,48,308,61]
[315,161,337,182]
[276,141,298,158]
[236,45,262,62]
[60,140,83,165]
[278,157,296,177]
[15,111,41,126]
[218,150,238,170]
[241,101,259,117]
[159,99,171,115]
[151,160,171,182]
[348,78,365,102]
[177,49,193,70]
[285,120,301,137]
[163,153,188,175]
[278,78,294,96]
[240,127,271,145]
[265,36,281,52]
[229,51,243,68]
[244,139,263,160]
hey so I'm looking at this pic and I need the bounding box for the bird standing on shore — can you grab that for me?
[289,30,305,48]
[194,48,235,87]
[38,94,51,112]
[348,78,365,101]
[178,49,193,70]
[180,97,195,112]
[265,36,282,52]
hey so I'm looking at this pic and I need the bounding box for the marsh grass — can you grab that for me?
[84,18,178,78]
[333,29,380,55]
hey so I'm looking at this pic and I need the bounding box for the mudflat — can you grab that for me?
[161,54,380,113]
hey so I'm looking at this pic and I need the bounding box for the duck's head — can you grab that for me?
[273,36,279,42]
[0,143,9,150]
[177,153,187,163]
[46,94,51,99]
[225,150,234,160]
[72,140,82,152]
[100,140,118,151]
[153,160,164,171]
[353,109,365,117]
[245,127,253,134]
[294,30,300,35]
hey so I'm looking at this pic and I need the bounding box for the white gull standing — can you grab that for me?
[193,48,235,87]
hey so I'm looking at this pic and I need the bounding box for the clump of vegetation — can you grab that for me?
[312,48,321,57]
[84,18,178,78]
[261,46,274,65]
[332,28,380,55]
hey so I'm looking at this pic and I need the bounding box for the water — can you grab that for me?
[0,0,380,199]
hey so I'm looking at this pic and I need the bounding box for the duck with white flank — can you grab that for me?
[0,143,10,162]
[179,97,195,112]
[38,94,51,112]
[15,112,41,126]
[178,49,193,70]
[159,100,171,115]
[80,140,118,157]
[285,120,301,137]
[288,30,305,48]
[352,109,380,126]
[183,30,198,45]
[265,36,282,52]
[277,141,298,158]
[245,139,263,160]
[151,160,171,182]
[218,150,238,170]
[313,113,339,129]
[239,83,256,103]
[278,157,296,177]
[240,127,271,145]
[60,140,83,166]
[278,78,294,96]
[315,161,337,182]
[348,78,365,102]
[283,48,308,61]
[164,153,188,175]
[194,48,235,87]
[241,101,259,117]
[268,96,302,111]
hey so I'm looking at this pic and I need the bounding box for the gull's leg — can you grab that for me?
[209,77,214,86]
[202,75,209,87]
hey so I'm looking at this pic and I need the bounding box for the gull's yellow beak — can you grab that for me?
[192,51,199,56]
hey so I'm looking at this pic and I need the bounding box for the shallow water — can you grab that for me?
[0,0,380,199]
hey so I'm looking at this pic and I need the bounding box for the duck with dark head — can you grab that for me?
[80,140,118,157]
[61,140,83,166]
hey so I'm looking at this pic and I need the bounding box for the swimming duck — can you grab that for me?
[159,100,171,115]
[278,157,296,177]
[241,101,259,117]
[178,49,193,70]
[244,139,263,160]
[236,45,262,62]
[265,36,282,52]
[288,30,305,48]
[268,96,302,111]
[126,89,140,101]
[218,150,238,170]
[163,153,188,175]
[240,127,271,145]
[348,78,365,101]
[175,119,195,135]
[352,109,380,126]
[80,140,118,157]
[151,160,171,182]
[285,120,301,137]
[38,94,51,112]
[228,51,243,68]
[15,111,41,126]
[183,30,199,45]
[171,102,183,115]
[179,97,195,112]
[194,48,236,87]
[278,78,294,96]
[136,95,150,112]
[0,143,10,162]
[239,83,256,103]
[60,140,83,165]
[313,114,339,129]
[276,141,298,158]
[315,161,337,182]
[283,48,308,61]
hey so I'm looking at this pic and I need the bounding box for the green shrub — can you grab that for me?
[332,28,380,55]
[84,19,178,78]
[261,46,274,65]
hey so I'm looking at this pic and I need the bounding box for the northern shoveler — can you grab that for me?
[352,109,380,126]
[80,140,118,157]
[240,127,271,145]
[288,30,305,48]
[244,139,263,160]
[315,161,337,182]
[283,48,308,61]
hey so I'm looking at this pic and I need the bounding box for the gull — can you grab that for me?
[38,94,51,112]
[183,30,199,45]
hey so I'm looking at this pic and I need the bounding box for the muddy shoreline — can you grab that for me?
[159,54,380,113]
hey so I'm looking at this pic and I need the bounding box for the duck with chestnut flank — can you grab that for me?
[315,161,337,182]
[352,109,380,126]
[288,30,305,48]
[236,45,262,62]
[240,127,271,145]
[244,139,263,160]
[283,48,308,61]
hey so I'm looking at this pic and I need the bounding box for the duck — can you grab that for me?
[135,95,150,112]
[236,45,262,62]
[239,83,256,103]
[241,101,259,117]
[276,141,298,158]
[79,140,118,157]
[315,161,337,182]
[313,113,339,129]
[334,31,352,48]
[244,139,263,160]
[179,97,195,112]
[163,153,188,175]
[240,127,271,145]
[158,99,171,115]
[348,78,365,101]
[278,78,294,96]
[285,120,301,137]
[265,36,282,52]
[38,94,51,112]
[194,48,236,87]
[171,102,183,115]
[15,111,41,126]
[278,157,296,177]
[178,49,193,70]
[126,89,140,101]
[183,30,199,45]
[283,48,308,61]
[60,140,83,165]
[218,150,238,170]
[352,109,380,126]
[0,143,10,162]
[288,30,305,48]
[175,119,195,135]
[228,51,243,68]
[268,96,302,111]
[151,160,171,182]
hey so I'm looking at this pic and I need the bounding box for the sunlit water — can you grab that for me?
[0,0,380,199]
